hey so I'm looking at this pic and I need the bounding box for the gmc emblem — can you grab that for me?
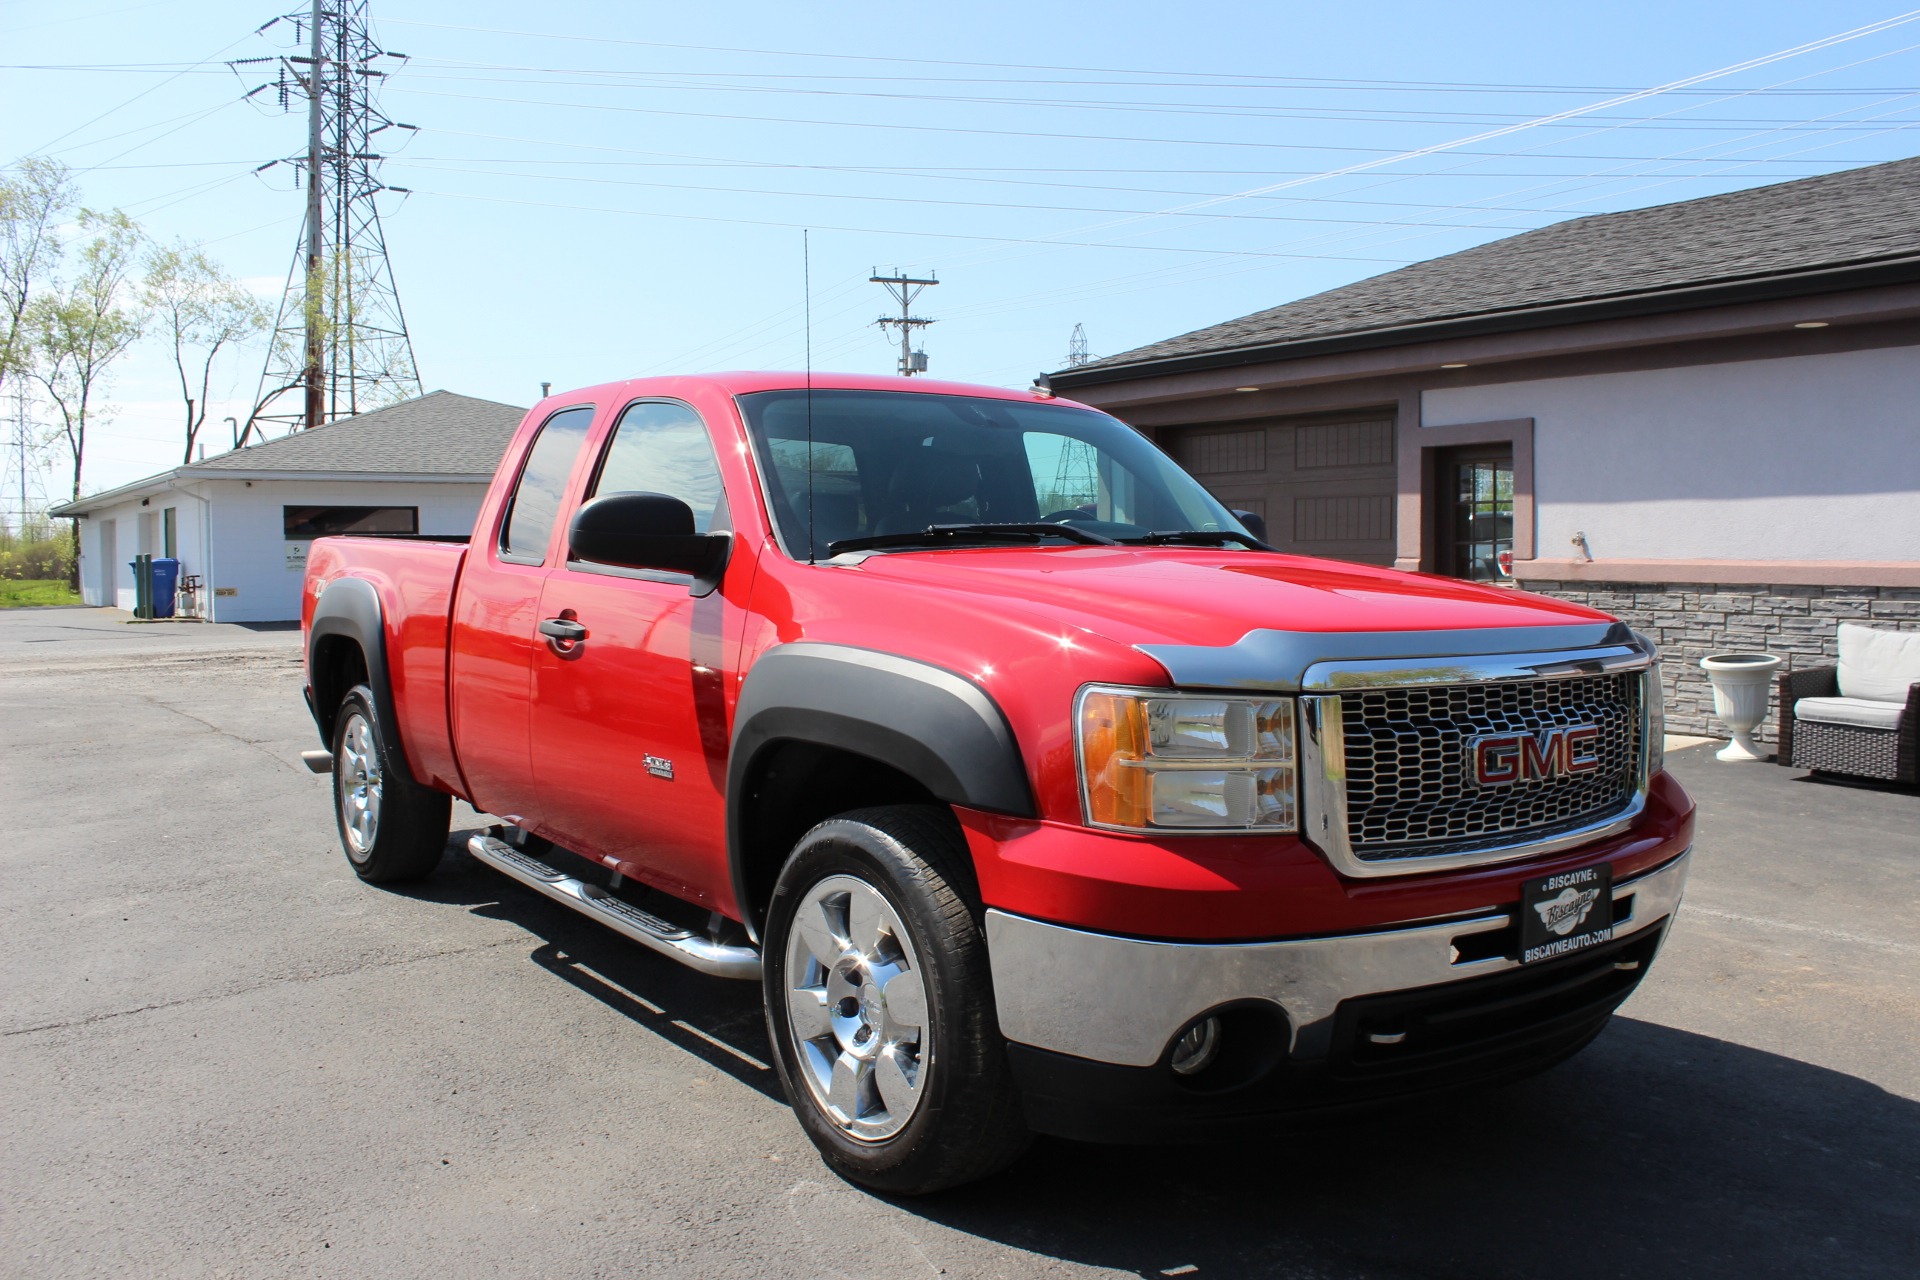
[1469,726,1602,787]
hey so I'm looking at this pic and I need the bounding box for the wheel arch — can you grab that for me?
[307,575,416,782]
[727,642,1034,939]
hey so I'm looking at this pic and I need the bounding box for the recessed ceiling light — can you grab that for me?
[1235,385,1261,392]
[1441,362,1469,369]
[1794,321,1830,329]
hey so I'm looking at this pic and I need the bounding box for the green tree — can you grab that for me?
[27,209,145,583]
[143,240,269,463]
[0,158,77,395]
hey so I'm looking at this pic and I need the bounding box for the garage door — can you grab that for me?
[1162,414,1398,566]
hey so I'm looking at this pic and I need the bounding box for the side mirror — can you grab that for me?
[1231,509,1269,544]
[569,492,730,594]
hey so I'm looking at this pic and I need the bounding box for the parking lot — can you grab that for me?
[2,606,1915,1279]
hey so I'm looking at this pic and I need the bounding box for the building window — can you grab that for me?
[1440,448,1513,581]
[283,506,419,538]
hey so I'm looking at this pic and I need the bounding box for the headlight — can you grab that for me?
[1077,686,1297,832]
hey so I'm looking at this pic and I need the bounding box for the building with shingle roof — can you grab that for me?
[1049,156,1920,741]
[53,391,526,622]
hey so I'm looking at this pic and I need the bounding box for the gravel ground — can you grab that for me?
[2,609,1915,1279]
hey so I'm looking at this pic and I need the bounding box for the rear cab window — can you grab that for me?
[500,405,597,565]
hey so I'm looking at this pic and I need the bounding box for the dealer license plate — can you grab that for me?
[1519,863,1614,965]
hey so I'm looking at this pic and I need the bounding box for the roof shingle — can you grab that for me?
[188,390,526,476]
[1071,155,1920,375]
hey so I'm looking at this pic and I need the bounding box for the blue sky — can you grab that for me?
[5,0,1920,496]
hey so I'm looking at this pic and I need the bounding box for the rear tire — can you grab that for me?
[331,683,450,884]
[763,805,1031,1194]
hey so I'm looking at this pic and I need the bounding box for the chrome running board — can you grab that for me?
[466,834,761,980]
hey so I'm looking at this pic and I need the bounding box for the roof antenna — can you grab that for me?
[804,229,816,565]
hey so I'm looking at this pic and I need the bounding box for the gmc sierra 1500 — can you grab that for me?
[301,372,1692,1193]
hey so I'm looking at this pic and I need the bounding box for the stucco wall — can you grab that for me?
[76,495,208,612]
[199,479,489,622]
[1421,344,1920,564]
[74,479,488,621]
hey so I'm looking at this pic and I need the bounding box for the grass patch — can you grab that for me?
[0,579,82,608]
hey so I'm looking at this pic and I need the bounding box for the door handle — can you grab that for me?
[538,617,588,648]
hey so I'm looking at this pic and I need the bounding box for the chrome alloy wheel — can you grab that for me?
[783,873,930,1142]
[337,712,382,862]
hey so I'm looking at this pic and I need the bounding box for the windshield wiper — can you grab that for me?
[1119,529,1273,550]
[829,522,1118,555]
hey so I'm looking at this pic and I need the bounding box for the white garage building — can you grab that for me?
[53,391,525,623]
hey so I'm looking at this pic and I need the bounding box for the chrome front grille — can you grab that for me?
[1341,672,1644,861]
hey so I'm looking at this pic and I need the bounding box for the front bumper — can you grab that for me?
[987,850,1690,1139]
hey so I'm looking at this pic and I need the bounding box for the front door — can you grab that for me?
[529,399,738,907]
[1438,447,1515,582]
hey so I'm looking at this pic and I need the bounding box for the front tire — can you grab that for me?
[331,683,451,884]
[763,805,1030,1194]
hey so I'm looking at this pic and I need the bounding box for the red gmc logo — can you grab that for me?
[1469,726,1602,787]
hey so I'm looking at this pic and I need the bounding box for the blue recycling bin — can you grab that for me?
[150,557,180,618]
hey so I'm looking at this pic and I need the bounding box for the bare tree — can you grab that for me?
[0,158,76,397]
[27,209,145,582]
[143,241,269,464]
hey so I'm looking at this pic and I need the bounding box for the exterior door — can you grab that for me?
[1165,413,1398,566]
[98,519,116,606]
[447,403,599,824]
[529,399,736,907]
[1437,447,1515,582]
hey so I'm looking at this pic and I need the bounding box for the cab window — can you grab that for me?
[500,405,596,564]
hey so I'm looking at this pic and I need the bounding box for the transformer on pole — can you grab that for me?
[239,0,421,438]
[870,270,938,377]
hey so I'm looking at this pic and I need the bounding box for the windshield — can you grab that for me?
[737,389,1247,559]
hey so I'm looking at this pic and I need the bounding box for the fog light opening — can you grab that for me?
[1169,1016,1222,1077]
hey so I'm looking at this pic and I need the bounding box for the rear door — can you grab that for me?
[527,398,738,907]
[447,402,600,824]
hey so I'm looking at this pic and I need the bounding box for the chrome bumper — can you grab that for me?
[986,850,1690,1068]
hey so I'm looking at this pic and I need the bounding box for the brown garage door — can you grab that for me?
[1162,413,1398,566]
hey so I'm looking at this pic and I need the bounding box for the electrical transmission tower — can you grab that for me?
[238,0,421,439]
[1065,323,1092,367]
[9,384,46,534]
[870,270,938,376]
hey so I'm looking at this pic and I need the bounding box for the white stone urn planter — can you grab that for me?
[1699,652,1784,762]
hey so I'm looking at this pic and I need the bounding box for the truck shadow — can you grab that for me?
[907,1018,1920,1279]
[400,830,1916,1278]
[400,827,782,1104]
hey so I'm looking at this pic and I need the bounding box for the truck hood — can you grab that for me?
[849,545,1611,651]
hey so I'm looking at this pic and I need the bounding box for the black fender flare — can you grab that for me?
[306,575,416,782]
[726,642,1035,925]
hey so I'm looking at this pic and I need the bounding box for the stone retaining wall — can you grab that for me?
[1521,582,1920,743]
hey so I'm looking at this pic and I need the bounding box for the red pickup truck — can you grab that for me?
[301,372,1694,1193]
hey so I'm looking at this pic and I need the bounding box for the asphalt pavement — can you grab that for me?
[2,607,1915,1279]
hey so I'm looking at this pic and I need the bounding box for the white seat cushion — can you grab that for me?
[1836,623,1920,703]
[1795,696,1906,731]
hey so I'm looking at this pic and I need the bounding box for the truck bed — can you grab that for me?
[304,535,469,795]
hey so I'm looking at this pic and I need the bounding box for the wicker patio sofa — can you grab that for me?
[1776,623,1920,784]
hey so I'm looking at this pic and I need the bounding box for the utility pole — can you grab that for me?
[1065,323,1092,367]
[870,269,938,376]
[238,0,421,439]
